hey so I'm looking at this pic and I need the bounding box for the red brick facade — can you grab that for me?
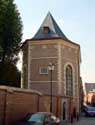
[21,38,81,120]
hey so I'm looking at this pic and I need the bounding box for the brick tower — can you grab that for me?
[21,12,81,117]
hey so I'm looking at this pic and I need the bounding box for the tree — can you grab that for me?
[0,0,23,87]
[0,0,22,62]
[0,61,21,87]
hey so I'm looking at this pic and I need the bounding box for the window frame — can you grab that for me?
[39,67,48,75]
[66,65,73,96]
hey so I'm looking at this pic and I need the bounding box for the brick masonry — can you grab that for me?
[21,38,81,122]
[0,86,71,125]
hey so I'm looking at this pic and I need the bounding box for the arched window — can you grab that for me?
[66,65,73,96]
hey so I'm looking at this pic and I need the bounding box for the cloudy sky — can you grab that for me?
[15,0,95,84]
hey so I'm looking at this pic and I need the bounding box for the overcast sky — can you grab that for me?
[15,0,95,84]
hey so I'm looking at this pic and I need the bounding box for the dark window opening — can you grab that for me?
[43,26,50,33]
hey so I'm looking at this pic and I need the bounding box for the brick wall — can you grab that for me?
[0,89,6,125]
[0,86,68,125]
[1,86,40,125]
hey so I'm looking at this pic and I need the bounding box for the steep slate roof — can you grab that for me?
[33,12,69,40]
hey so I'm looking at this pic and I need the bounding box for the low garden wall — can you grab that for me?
[0,86,63,125]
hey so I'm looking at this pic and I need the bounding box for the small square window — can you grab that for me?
[39,67,48,74]
[43,26,50,33]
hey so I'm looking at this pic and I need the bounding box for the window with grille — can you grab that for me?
[39,67,48,74]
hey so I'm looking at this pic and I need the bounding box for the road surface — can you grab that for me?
[64,117,95,125]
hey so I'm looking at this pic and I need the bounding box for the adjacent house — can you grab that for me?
[85,83,95,94]
[87,91,95,106]
[21,12,81,119]
[84,83,95,106]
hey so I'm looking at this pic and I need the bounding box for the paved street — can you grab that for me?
[64,117,95,125]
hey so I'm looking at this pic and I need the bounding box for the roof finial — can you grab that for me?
[47,11,53,17]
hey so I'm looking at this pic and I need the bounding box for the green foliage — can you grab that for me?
[0,0,22,62]
[0,0,23,87]
[0,61,21,87]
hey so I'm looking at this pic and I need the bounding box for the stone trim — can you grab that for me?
[22,37,80,48]
[21,51,24,88]
[30,56,58,60]
[58,44,62,94]
[62,57,77,63]
[28,42,31,88]
[29,39,79,49]
[29,81,58,83]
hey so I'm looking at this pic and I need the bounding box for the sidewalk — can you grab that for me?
[62,117,80,125]
[62,117,95,125]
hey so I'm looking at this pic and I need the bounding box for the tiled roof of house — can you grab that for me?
[33,12,69,40]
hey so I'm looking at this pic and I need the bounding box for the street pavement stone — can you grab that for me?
[63,117,95,125]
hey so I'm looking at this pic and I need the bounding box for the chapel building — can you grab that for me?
[21,12,81,119]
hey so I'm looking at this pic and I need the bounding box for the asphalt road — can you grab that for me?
[65,117,95,125]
